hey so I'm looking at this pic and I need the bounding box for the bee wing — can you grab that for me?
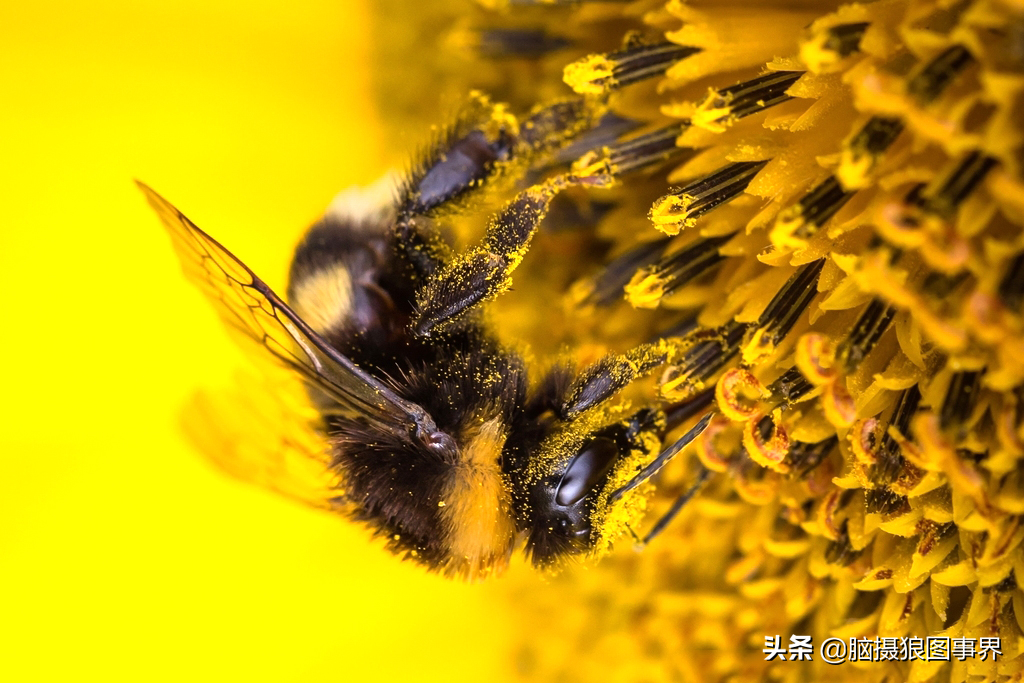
[140,181,438,439]
[181,372,342,510]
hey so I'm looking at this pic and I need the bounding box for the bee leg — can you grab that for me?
[560,342,677,419]
[636,465,711,546]
[515,98,607,160]
[412,171,612,335]
[393,97,608,285]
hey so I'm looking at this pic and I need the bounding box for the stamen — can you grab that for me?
[864,487,909,515]
[626,233,733,308]
[789,436,838,476]
[921,271,969,299]
[549,112,641,170]
[476,28,570,59]
[691,71,805,131]
[800,22,869,72]
[939,370,984,432]
[769,368,814,405]
[564,42,700,95]
[838,116,905,189]
[998,252,1024,313]
[825,520,861,566]
[743,259,824,362]
[663,388,716,432]
[773,175,856,242]
[660,321,749,399]
[854,116,906,156]
[835,298,897,371]
[583,238,672,306]
[654,315,700,341]
[906,44,975,104]
[650,160,769,234]
[599,123,691,175]
[869,385,922,485]
[916,151,998,217]
[821,22,869,58]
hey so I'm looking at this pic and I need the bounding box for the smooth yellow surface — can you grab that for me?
[1,2,509,681]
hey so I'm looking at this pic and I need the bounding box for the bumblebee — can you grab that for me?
[142,95,692,579]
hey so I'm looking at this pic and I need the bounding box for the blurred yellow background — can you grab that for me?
[1,1,513,680]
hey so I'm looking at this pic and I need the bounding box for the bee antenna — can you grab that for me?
[637,466,711,546]
[608,412,713,502]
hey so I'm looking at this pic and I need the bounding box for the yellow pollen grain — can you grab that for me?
[625,269,668,309]
[563,54,616,95]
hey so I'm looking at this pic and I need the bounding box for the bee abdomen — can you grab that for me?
[287,217,399,338]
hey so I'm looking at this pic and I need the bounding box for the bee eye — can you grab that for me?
[554,436,619,506]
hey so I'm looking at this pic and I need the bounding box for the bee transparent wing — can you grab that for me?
[181,372,342,510]
[139,181,438,438]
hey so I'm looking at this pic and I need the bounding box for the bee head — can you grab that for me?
[518,408,663,567]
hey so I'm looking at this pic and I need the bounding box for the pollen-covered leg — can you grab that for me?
[412,171,611,335]
[393,96,609,282]
[560,341,676,419]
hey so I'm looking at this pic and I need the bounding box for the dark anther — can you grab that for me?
[825,520,861,566]
[998,252,1024,313]
[644,233,734,296]
[939,370,984,433]
[667,320,749,391]
[585,238,672,306]
[793,176,856,236]
[836,298,897,371]
[606,42,700,89]
[917,151,997,217]
[754,259,825,345]
[822,22,869,57]
[907,44,975,104]
[788,436,837,476]
[604,123,690,175]
[865,487,910,515]
[854,116,905,156]
[870,385,922,485]
[707,71,805,120]
[477,28,571,59]
[770,368,814,405]
[658,160,769,223]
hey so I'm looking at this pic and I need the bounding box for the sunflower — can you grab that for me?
[369,1,1024,681]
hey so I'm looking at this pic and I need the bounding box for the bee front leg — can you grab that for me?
[411,171,612,336]
[559,342,675,419]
